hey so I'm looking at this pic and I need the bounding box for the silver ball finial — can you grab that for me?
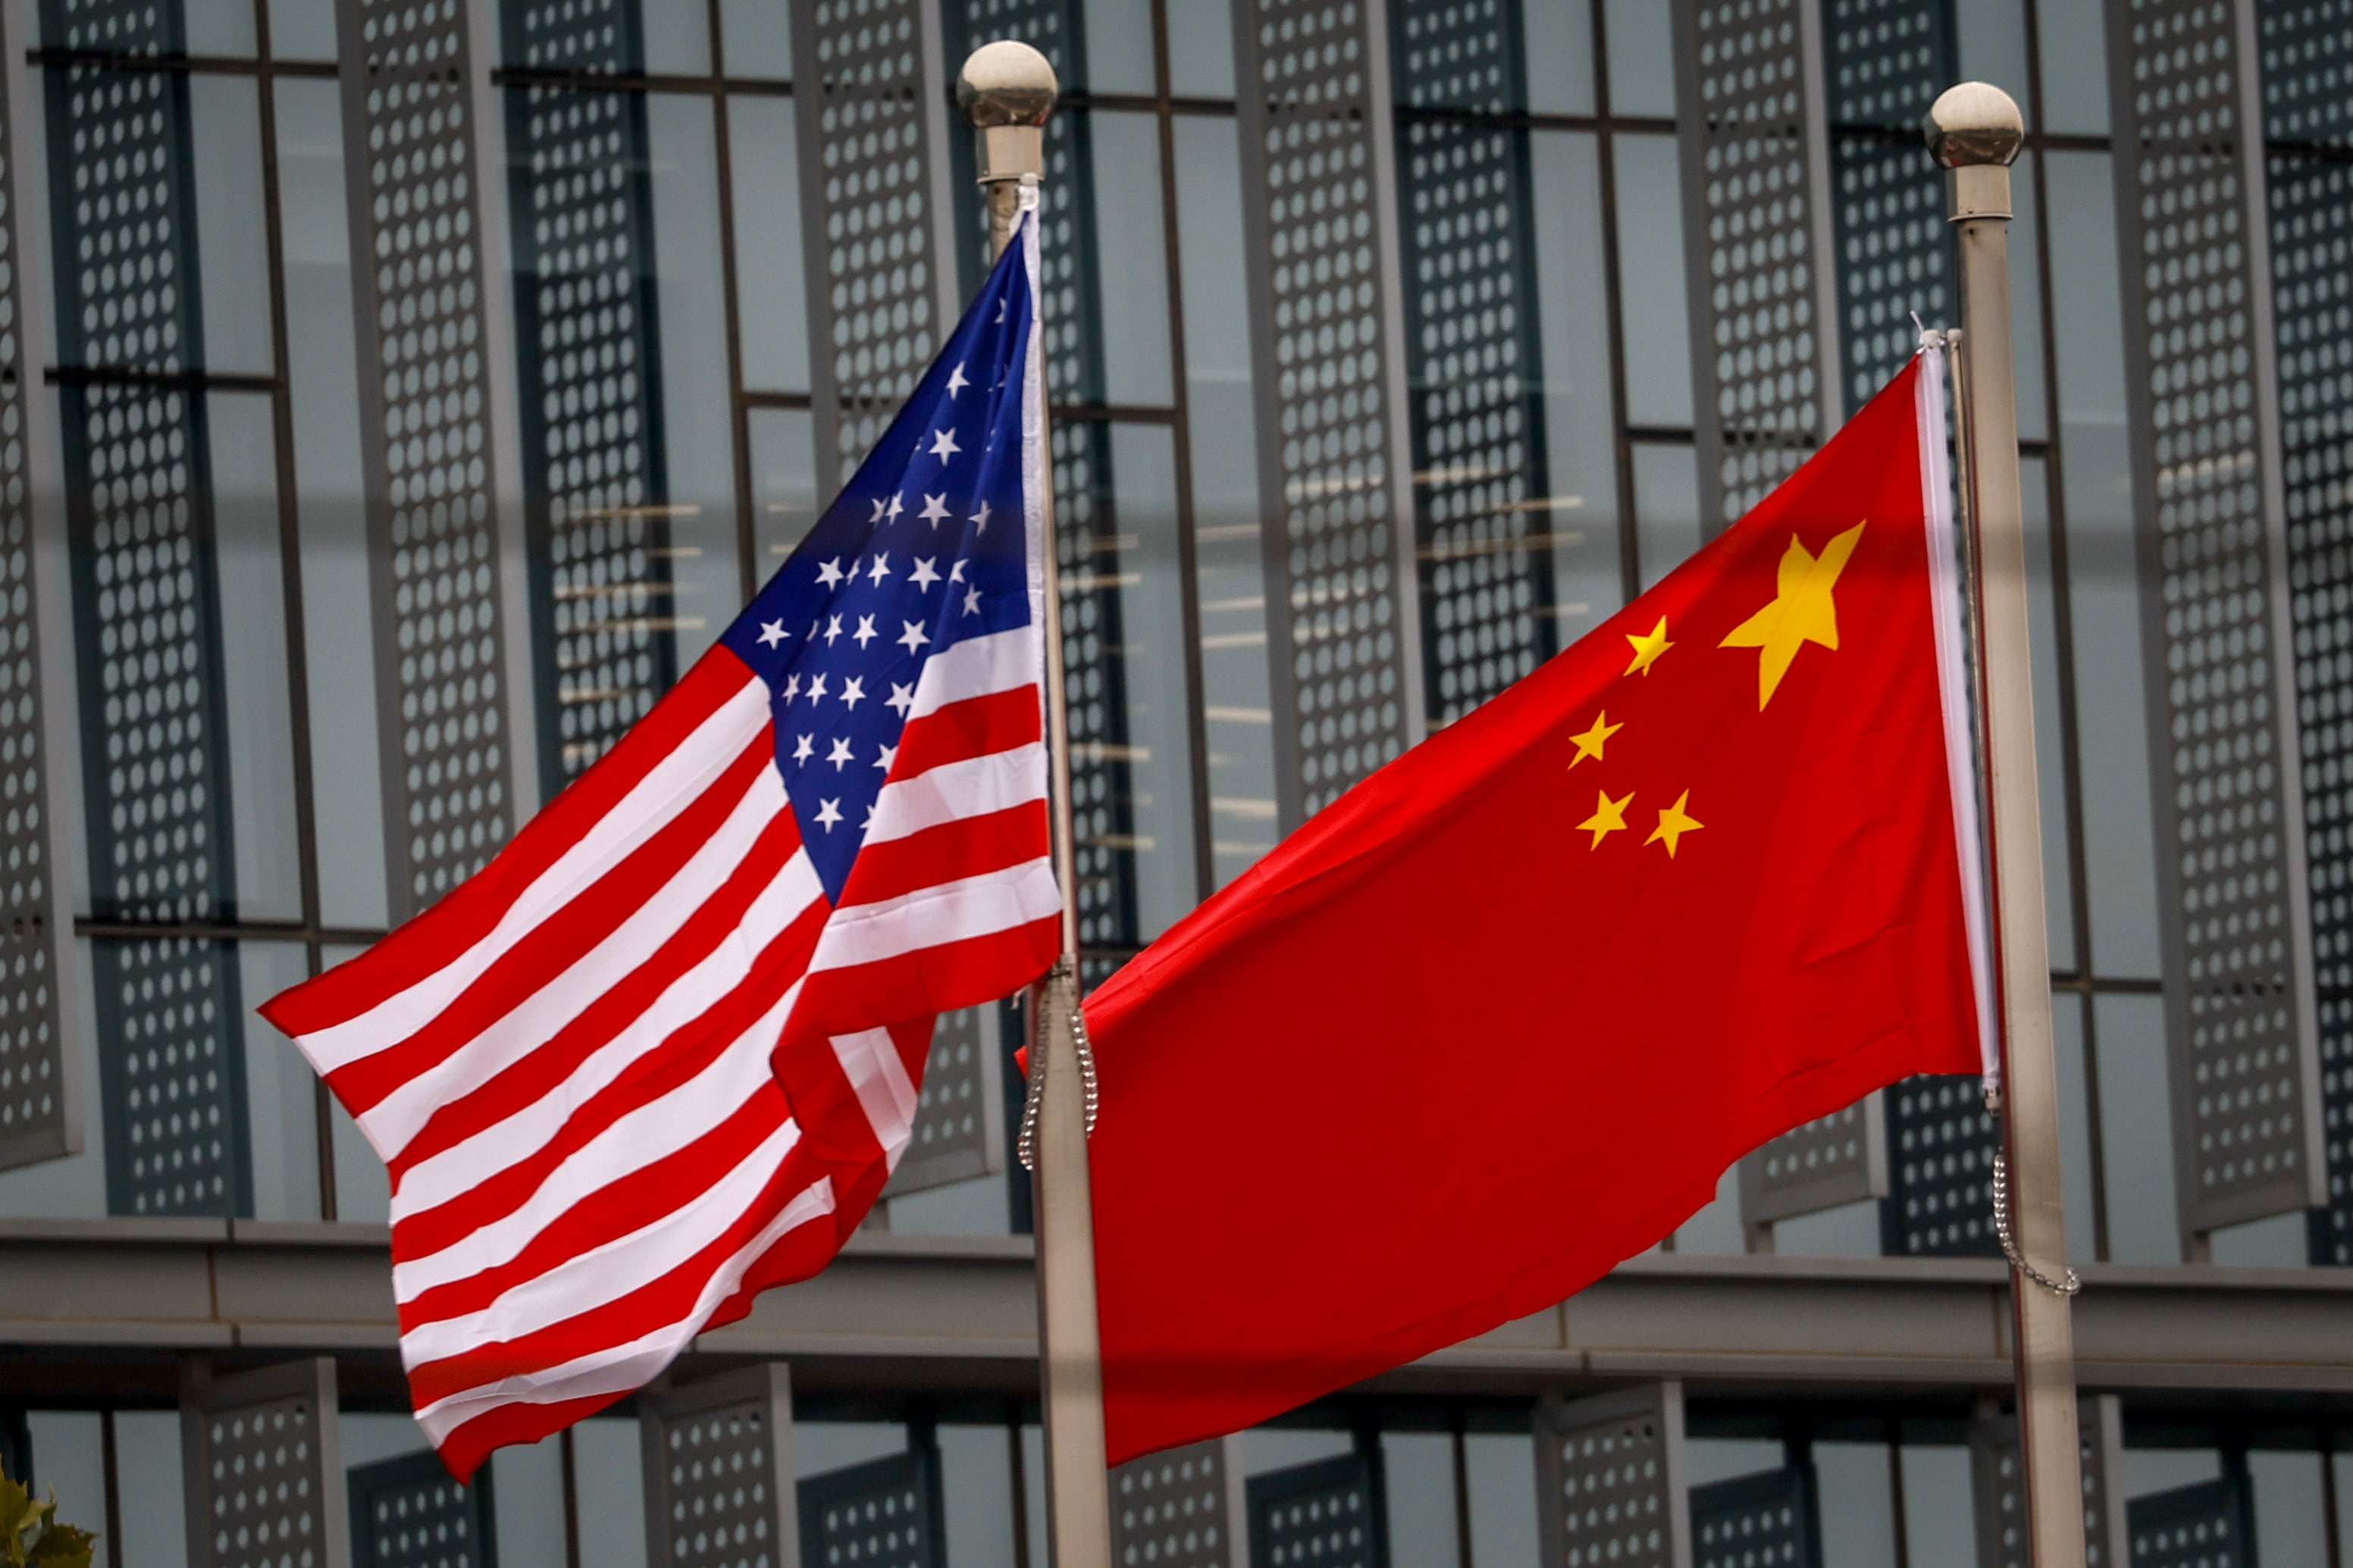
[1924,82,2026,167]
[958,39,1058,129]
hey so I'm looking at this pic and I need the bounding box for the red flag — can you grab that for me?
[1082,348,1994,1463]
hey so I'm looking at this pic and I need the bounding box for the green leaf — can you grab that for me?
[0,1475,44,1568]
[27,1522,96,1568]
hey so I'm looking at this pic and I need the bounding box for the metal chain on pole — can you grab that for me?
[1017,956,1101,1172]
[1990,1145,2082,1297]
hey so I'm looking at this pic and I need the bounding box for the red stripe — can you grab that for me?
[398,1085,793,1329]
[780,915,1057,1081]
[391,896,828,1260]
[262,650,760,1038]
[435,1390,629,1486]
[387,812,811,1182]
[891,685,1041,781]
[837,800,1048,908]
[327,736,778,1119]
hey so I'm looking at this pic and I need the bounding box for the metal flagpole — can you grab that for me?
[958,39,1116,1567]
[1927,83,2088,1568]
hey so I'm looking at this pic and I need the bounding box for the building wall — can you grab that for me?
[0,0,2348,1563]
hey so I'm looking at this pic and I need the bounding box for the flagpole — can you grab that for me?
[1927,83,2088,1568]
[958,39,1115,1568]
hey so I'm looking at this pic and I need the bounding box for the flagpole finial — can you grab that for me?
[1923,82,2025,168]
[958,40,1057,184]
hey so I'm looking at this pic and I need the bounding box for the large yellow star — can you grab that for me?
[1622,617,1673,677]
[1567,710,1621,768]
[1578,788,1633,848]
[1719,521,1866,708]
[1646,790,1704,858]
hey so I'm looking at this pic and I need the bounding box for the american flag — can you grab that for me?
[260,210,1060,1479]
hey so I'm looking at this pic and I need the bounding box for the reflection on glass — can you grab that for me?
[1105,424,1196,937]
[750,406,820,565]
[1611,134,1694,429]
[2017,455,2075,972]
[1174,117,1274,885]
[1631,441,1700,590]
[1088,111,1173,408]
[243,940,321,1221]
[212,393,302,922]
[728,95,811,391]
[192,79,274,374]
[1531,130,1624,646]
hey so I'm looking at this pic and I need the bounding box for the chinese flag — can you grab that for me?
[1083,349,1994,1463]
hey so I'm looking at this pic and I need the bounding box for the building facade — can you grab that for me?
[0,0,2348,1563]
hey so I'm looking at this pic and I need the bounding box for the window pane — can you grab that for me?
[750,405,819,565]
[1954,0,2032,130]
[1081,0,1155,94]
[641,0,711,76]
[114,1413,187,1568]
[1531,130,1624,644]
[2036,0,2110,136]
[573,1419,650,1568]
[1105,421,1198,936]
[2092,990,2178,1263]
[1381,1432,1457,1568]
[1603,0,1675,116]
[186,0,256,61]
[2009,153,2048,443]
[243,940,321,1221]
[1088,111,1173,408]
[2050,990,2099,1265]
[211,393,302,921]
[1166,0,1235,98]
[938,1424,1019,1568]
[1524,0,1596,116]
[728,95,810,392]
[1611,134,1693,429]
[1815,1440,1896,1568]
[1464,1432,1539,1567]
[2019,453,2075,972]
[22,1416,107,1568]
[191,80,274,375]
[1898,1444,1976,1568]
[268,0,337,61]
[1631,440,1699,590]
[717,0,788,79]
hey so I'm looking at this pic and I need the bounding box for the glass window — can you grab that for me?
[1814,1440,1896,1568]
[2092,991,2179,1264]
[1610,134,1693,430]
[728,95,811,393]
[2018,454,2076,972]
[2248,1451,2330,1563]
[1898,1441,1977,1568]
[1081,0,1155,95]
[1382,1432,1458,1567]
[186,0,258,55]
[749,405,821,565]
[1602,0,1674,117]
[2050,990,2100,1265]
[1524,0,1596,115]
[641,0,712,75]
[1530,130,1624,645]
[937,1423,1020,1568]
[190,78,275,377]
[487,1433,569,1560]
[1463,1432,1539,1566]
[1086,111,1174,408]
[717,0,789,79]
[267,0,338,61]
[1953,0,2032,130]
[1165,0,1235,99]
[243,941,322,1221]
[1631,441,1699,590]
[1106,421,1200,934]
[20,1416,107,1568]
[574,1418,650,1568]
[2009,154,2048,444]
[2036,0,2110,136]
[112,1413,186,1568]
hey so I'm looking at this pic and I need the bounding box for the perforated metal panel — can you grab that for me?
[1109,1437,1242,1568]
[1232,0,1424,828]
[39,0,250,1216]
[1534,1384,1692,1568]
[2256,0,2353,1265]
[944,2,1143,955]
[1738,1094,1886,1236]
[349,1449,496,1568]
[178,1359,349,1568]
[502,0,675,793]
[1881,1074,2001,1257]
[2123,1476,2253,1568]
[0,2,71,1177]
[640,1363,797,1568]
[2107,0,2327,1237]
[882,1006,1003,1197]
[1969,1394,2126,1568]
[340,0,517,919]
[1672,0,1843,528]
[1689,1466,1816,1568]
[1245,1450,1385,1568]
[1390,0,1555,726]
[798,1447,941,1568]
[1823,0,1957,401]
[792,0,959,489]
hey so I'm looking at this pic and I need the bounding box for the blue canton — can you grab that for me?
[719,224,1036,902]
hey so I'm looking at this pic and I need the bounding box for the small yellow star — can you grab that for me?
[1567,710,1622,768]
[1646,790,1704,858]
[1578,788,1634,848]
[1623,617,1674,677]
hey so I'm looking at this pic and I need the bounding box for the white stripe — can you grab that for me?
[355,768,794,1161]
[829,1028,920,1171]
[297,676,772,1075]
[392,854,822,1216]
[1017,191,1050,706]
[1916,336,2001,1088]
[411,1174,836,1443]
[395,1072,806,1365]
[907,627,1039,720]
[810,858,1061,973]
[395,974,811,1296]
[865,742,1046,846]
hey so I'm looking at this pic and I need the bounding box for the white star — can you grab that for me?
[971,500,992,533]
[757,619,786,648]
[948,559,967,583]
[875,742,897,772]
[815,797,842,831]
[929,428,962,461]
[945,362,970,398]
[853,614,878,649]
[868,553,893,586]
[816,558,846,588]
[963,586,983,617]
[919,493,951,525]
[867,499,886,525]
[791,733,814,763]
[826,737,854,771]
[782,673,802,702]
[886,681,915,716]
[897,619,931,654]
[884,493,904,524]
[839,675,866,710]
[910,557,941,590]
[862,803,876,831]
[995,298,1007,323]
[807,672,829,701]
[823,615,844,646]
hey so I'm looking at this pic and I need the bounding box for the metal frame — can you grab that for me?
[178,1357,349,1568]
[2102,0,2328,1244]
[1688,1459,1821,1568]
[797,1429,944,1568]
[1534,1382,1694,1568]
[639,1361,799,1568]
[1228,0,1426,832]
[1244,1442,1390,1568]
[1107,1435,1246,1568]
[2122,1469,2259,1568]
[1738,1094,1891,1246]
[882,1005,1007,1197]
[347,1445,497,1568]
[1969,1393,2126,1568]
